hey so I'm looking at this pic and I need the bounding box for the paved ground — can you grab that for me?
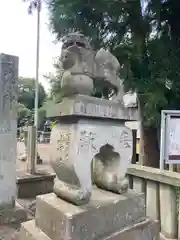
[17,141,53,173]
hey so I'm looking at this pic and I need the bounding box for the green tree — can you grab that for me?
[44,58,66,103]
[23,0,41,14]
[18,77,47,110]
[17,103,31,127]
[47,0,180,167]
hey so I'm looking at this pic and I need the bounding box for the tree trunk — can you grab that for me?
[127,0,160,168]
[141,125,160,168]
[138,97,160,168]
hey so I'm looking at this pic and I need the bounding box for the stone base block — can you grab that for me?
[35,188,146,240]
[0,202,27,225]
[16,170,55,198]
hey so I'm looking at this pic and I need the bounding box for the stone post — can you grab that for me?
[27,126,36,174]
[0,53,18,207]
[160,183,177,238]
[24,125,28,158]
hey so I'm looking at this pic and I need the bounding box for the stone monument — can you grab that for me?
[0,53,18,207]
[16,34,159,239]
[0,53,26,223]
[18,122,42,164]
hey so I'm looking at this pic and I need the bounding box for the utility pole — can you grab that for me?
[34,0,41,171]
[23,0,42,173]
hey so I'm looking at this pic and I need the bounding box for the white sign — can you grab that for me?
[168,118,180,162]
[160,110,180,168]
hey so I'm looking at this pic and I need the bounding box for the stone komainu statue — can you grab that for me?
[49,33,132,206]
[59,32,124,101]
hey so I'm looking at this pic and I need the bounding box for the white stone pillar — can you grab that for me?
[0,53,18,207]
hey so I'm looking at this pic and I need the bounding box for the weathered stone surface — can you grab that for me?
[102,219,159,240]
[0,53,18,207]
[50,119,133,205]
[47,94,138,121]
[35,189,146,240]
[16,170,55,198]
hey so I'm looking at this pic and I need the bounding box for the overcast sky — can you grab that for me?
[0,0,62,92]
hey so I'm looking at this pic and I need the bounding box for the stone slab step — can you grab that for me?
[16,220,50,240]
[16,218,159,240]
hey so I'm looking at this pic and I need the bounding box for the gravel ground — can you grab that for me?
[0,224,20,240]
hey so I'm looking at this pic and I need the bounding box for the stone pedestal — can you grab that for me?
[16,188,159,240]
[47,95,138,205]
